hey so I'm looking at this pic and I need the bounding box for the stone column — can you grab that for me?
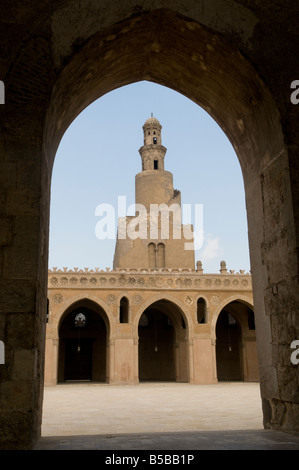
[246,175,277,427]
[112,330,137,384]
[192,337,217,384]
[108,339,115,383]
[0,131,48,449]
[133,337,139,384]
[245,148,299,431]
[188,339,195,383]
[175,339,189,382]
[44,338,59,386]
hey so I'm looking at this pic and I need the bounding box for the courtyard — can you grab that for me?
[41,382,262,436]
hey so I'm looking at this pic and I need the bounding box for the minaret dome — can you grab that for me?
[142,115,162,146]
[139,115,167,172]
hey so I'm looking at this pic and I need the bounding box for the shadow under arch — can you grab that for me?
[57,298,111,383]
[210,294,254,340]
[133,292,193,336]
[42,7,287,429]
[55,295,115,337]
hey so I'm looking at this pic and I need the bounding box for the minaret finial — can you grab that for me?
[151,112,153,117]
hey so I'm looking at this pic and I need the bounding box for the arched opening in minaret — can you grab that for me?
[148,242,156,268]
[57,300,108,383]
[157,243,165,268]
[138,299,189,383]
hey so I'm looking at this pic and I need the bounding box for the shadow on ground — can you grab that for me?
[35,429,299,450]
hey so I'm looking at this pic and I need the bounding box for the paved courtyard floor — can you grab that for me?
[35,382,299,450]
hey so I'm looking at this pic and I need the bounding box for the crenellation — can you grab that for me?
[48,262,250,276]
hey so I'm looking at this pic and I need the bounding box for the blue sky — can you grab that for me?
[49,81,250,274]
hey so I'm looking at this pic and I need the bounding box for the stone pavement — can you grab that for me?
[35,382,299,450]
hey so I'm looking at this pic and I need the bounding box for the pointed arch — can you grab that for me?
[53,295,114,337]
[57,298,110,383]
[133,293,192,336]
[137,296,191,382]
[212,295,258,382]
[210,294,254,340]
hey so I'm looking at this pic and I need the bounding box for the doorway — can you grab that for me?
[138,299,189,382]
[215,300,258,382]
[58,302,108,383]
[139,308,175,381]
[216,310,243,381]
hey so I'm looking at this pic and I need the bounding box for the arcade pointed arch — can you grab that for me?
[57,298,110,383]
[215,299,258,382]
[137,298,190,383]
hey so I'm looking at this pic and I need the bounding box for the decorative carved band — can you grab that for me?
[48,269,251,291]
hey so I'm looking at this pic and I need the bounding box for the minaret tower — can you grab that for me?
[113,116,195,270]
